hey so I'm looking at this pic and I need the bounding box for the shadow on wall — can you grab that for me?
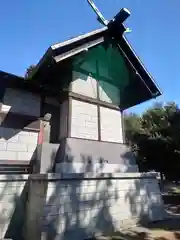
[42,148,117,239]
[0,175,28,240]
[0,147,168,240]
[125,179,151,225]
[0,151,38,239]
[0,111,39,141]
[54,142,138,174]
[43,163,118,239]
[41,147,166,240]
[125,177,166,226]
[0,75,39,140]
[120,150,136,166]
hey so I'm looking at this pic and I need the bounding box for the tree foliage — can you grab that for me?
[124,102,180,180]
[25,64,36,79]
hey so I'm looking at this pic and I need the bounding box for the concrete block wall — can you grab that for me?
[71,99,98,140]
[56,162,139,174]
[70,99,123,143]
[0,88,40,162]
[100,107,123,143]
[0,173,165,240]
[0,127,38,161]
[26,173,164,240]
[0,175,28,239]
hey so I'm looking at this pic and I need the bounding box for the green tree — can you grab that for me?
[25,64,36,79]
[124,102,180,180]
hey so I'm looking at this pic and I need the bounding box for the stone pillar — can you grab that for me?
[25,175,48,240]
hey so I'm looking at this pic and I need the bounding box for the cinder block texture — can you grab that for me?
[0,127,38,161]
[0,173,164,240]
[39,173,165,240]
[70,99,98,140]
[0,175,28,239]
[0,88,40,162]
[70,100,124,143]
[100,107,123,143]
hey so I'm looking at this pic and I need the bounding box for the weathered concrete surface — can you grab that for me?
[31,173,164,240]
[0,173,165,240]
[55,137,137,165]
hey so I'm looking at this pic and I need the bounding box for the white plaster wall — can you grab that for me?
[2,88,40,117]
[100,107,123,143]
[72,71,120,106]
[0,127,38,161]
[99,81,120,105]
[41,173,165,239]
[72,71,97,98]
[71,99,98,140]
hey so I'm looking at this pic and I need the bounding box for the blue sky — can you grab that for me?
[0,0,179,113]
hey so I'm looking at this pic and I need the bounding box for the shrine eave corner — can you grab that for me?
[33,27,162,110]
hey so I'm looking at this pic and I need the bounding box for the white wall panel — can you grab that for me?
[100,107,123,143]
[72,71,97,98]
[71,99,98,140]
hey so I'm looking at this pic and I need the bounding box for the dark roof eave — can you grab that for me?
[32,47,54,78]
[0,70,43,94]
[119,36,162,97]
